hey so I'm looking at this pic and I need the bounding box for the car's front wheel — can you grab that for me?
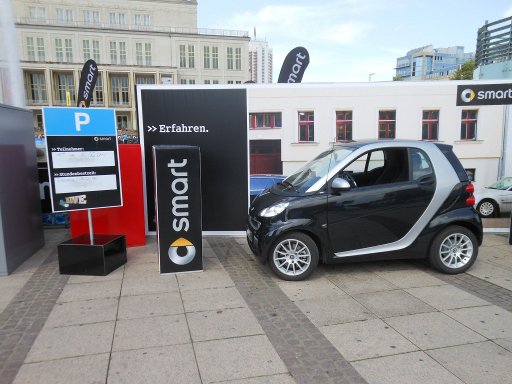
[269,232,319,281]
[429,226,478,274]
[476,199,498,218]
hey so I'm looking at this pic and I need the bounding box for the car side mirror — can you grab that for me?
[331,177,351,193]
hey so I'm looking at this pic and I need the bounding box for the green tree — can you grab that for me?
[450,60,474,80]
[393,76,403,81]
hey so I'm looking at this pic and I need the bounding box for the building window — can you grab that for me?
[204,80,211,84]
[109,41,126,64]
[28,6,46,20]
[117,114,128,130]
[179,45,186,67]
[249,113,282,129]
[204,46,210,69]
[461,110,477,140]
[298,111,314,142]
[36,38,45,61]
[180,79,187,84]
[378,110,396,139]
[91,74,103,106]
[134,14,150,26]
[83,40,100,62]
[135,74,155,84]
[110,42,117,64]
[110,74,129,106]
[119,42,126,65]
[188,45,195,68]
[227,47,234,70]
[144,43,152,66]
[212,47,219,69]
[25,71,47,104]
[83,10,100,24]
[235,47,242,70]
[56,8,74,22]
[336,111,353,141]
[136,43,143,65]
[55,38,63,62]
[422,110,439,140]
[212,80,219,84]
[54,72,75,106]
[26,37,35,61]
[92,40,100,62]
[65,39,73,62]
[109,12,125,25]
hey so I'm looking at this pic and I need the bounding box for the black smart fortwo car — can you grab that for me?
[247,140,483,281]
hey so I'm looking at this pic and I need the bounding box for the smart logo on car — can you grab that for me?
[460,88,476,103]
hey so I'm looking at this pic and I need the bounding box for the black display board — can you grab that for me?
[43,108,122,212]
[137,87,248,233]
[153,146,202,273]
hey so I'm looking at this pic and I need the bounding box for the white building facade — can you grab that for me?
[11,0,250,138]
[247,81,512,190]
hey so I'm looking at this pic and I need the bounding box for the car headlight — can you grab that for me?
[260,202,289,217]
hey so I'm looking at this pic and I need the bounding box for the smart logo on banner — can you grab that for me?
[278,46,310,83]
[77,59,98,108]
[153,145,202,274]
[456,83,512,106]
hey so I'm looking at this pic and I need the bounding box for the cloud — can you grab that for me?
[231,4,373,47]
[505,6,512,17]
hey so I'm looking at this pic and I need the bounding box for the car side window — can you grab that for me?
[410,148,434,181]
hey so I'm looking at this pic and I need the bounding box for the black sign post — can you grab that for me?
[153,146,202,274]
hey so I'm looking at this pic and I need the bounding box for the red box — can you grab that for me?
[70,144,146,247]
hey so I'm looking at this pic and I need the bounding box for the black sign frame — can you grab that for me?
[136,86,249,234]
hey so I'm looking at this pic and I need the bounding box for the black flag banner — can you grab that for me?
[77,59,98,108]
[277,47,310,83]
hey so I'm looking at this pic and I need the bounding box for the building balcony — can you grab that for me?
[16,17,249,38]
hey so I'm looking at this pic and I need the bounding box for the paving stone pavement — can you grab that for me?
[0,230,512,384]
[209,237,367,384]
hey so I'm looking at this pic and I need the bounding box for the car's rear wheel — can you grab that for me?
[429,226,478,274]
[269,232,318,281]
[477,199,498,218]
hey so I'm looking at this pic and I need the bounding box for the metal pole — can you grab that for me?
[87,209,94,244]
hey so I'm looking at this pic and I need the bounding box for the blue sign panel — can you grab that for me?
[43,107,116,136]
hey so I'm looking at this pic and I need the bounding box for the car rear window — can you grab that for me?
[434,143,469,182]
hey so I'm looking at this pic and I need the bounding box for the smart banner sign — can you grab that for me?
[153,146,202,273]
[137,86,248,233]
[43,107,122,212]
[456,84,512,106]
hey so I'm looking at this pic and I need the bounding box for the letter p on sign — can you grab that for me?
[74,112,90,131]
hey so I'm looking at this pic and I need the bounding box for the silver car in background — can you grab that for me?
[474,177,512,217]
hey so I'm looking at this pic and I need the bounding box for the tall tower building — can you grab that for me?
[249,38,273,83]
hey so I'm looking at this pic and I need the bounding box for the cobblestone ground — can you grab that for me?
[0,236,69,384]
[209,237,368,384]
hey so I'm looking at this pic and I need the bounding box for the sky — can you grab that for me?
[198,0,512,83]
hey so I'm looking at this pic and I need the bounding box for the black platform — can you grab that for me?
[58,234,126,276]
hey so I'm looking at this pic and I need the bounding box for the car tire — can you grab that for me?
[269,232,319,281]
[429,225,478,274]
[476,199,498,218]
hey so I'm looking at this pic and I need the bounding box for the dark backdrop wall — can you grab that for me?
[137,87,248,233]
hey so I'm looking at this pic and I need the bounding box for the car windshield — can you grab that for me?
[488,177,512,190]
[284,146,355,193]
